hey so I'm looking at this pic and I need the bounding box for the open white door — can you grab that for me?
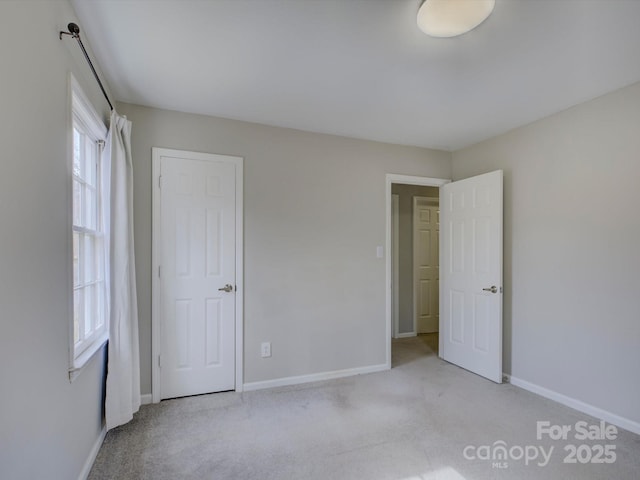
[440,170,503,383]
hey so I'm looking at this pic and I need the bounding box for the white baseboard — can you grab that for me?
[78,427,106,480]
[506,374,640,436]
[140,393,153,405]
[394,332,417,339]
[243,363,389,392]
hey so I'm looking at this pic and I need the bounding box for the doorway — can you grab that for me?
[390,184,441,365]
[386,171,504,384]
[385,175,449,368]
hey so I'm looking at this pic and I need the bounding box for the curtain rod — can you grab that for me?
[60,22,114,111]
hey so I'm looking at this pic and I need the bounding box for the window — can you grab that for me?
[70,76,108,376]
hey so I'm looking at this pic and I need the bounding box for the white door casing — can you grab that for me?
[414,197,439,334]
[152,148,243,401]
[440,170,503,383]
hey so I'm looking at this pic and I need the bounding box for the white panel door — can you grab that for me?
[440,170,503,383]
[159,152,237,399]
[414,198,439,334]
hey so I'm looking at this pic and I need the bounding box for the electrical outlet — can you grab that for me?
[261,342,271,358]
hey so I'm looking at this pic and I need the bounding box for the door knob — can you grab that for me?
[482,286,498,294]
[218,284,234,293]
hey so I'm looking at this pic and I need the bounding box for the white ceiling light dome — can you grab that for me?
[417,0,496,38]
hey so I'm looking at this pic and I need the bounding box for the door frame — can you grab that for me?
[385,174,449,369]
[151,147,244,403]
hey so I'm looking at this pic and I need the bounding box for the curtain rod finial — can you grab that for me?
[60,22,80,39]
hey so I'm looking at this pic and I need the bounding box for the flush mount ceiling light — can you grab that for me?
[417,0,496,38]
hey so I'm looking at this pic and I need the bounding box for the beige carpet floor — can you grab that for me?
[89,335,640,479]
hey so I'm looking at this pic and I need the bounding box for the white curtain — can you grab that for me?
[102,110,141,430]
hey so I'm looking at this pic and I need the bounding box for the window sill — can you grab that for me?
[69,333,108,382]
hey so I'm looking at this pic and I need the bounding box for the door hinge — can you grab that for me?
[158,355,162,368]
[158,175,162,188]
[158,265,161,277]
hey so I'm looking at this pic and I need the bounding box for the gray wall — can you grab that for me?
[0,1,112,479]
[452,81,640,425]
[115,102,451,391]
[391,184,439,334]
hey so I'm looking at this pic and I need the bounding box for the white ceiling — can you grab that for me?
[71,0,640,151]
